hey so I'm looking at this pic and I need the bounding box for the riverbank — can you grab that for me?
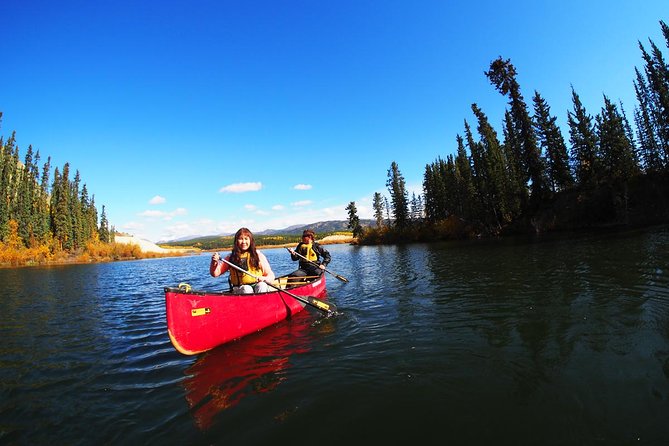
[202,234,355,252]
[0,234,355,268]
[0,237,191,269]
[114,235,194,254]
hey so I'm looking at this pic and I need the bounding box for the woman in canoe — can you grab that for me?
[287,229,331,278]
[210,227,275,293]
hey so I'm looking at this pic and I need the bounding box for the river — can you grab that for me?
[1,225,668,445]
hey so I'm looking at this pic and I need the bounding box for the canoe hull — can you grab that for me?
[164,276,327,355]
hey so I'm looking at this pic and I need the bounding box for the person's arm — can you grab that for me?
[316,243,331,267]
[288,243,301,261]
[258,252,275,283]
[210,252,230,277]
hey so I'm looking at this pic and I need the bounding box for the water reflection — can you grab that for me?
[182,311,316,430]
[422,228,669,408]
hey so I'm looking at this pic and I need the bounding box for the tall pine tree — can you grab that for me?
[532,91,573,192]
[486,57,548,204]
[386,161,409,228]
[568,87,600,187]
[596,95,640,181]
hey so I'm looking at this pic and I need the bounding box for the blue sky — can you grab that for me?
[1,1,667,242]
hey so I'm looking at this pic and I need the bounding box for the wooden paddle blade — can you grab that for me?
[306,296,337,314]
[333,273,349,283]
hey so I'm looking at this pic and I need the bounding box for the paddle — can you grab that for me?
[219,258,337,316]
[286,247,349,283]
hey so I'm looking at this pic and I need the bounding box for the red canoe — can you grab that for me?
[164,275,327,355]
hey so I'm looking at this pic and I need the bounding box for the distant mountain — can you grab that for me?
[160,220,374,244]
[256,220,374,236]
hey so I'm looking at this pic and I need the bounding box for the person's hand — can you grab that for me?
[288,248,295,255]
[319,264,325,270]
[212,252,220,262]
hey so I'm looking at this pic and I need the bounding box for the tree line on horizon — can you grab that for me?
[0,115,115,264]
[347,20,669,243]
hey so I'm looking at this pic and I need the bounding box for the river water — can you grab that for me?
[1,226,668,445]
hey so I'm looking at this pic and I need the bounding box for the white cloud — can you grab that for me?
[161,217,235,241]
[149,195,166,205]
[138,207,188,221]
[219,182,262,193]
[291,200,312,207]
[321,207,338,217]
[293,184,312,190]
[121,221,144,231]
[272,204,285,211]
[244,204,271,216]
[139,210,165,218]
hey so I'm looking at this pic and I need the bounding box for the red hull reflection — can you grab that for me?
[182,310,317,430]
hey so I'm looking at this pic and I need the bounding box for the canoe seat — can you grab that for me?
[272,275,320,289]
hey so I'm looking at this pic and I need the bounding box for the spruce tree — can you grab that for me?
[0,132,19,242]
[568,87,600,187]
[386,161,409,228]
[51,166,73,250]
[409,192,423,222]
[637,24,669,166]
[472,103,509,227]
[454,134,476,221]
[70,170,84,250]
[345,201,362,238]
[423,157,449,221]
[37,156,52,244]
[29,149,44,247]
[633,67,664,170]
[442,156,456,218]
[17,145,36,246]
[464,120,488,225]
[80,184,94,241]
[99,205,110,243]
[532,91,574,192]
[372,192,385,228]
[486,57,547,203]
[89,195,99,241]
[501,110,527,211]
[422,164,438,222]
[597,95,640,181]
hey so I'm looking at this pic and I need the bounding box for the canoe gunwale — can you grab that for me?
[164,275,322,296]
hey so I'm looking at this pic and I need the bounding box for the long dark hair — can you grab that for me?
[229,227,260,269]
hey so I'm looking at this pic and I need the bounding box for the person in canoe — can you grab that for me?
[210,227,275,293]
[287,229,331,279]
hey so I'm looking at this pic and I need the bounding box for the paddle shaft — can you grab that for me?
[287,248,349,283]
[219,258,336,315]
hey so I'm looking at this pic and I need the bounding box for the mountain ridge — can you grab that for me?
[158,219,374,244]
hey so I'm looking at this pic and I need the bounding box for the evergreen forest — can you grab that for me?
[350,20,669,244]
[0,115,126,266]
